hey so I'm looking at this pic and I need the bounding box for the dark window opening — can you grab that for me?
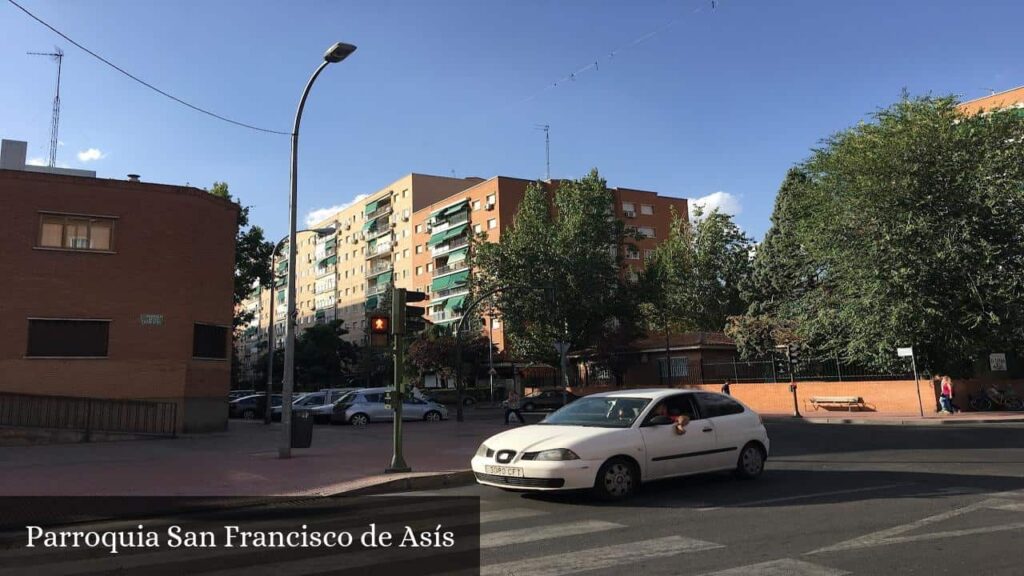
[193,324,228,359]
[695,392,745,418]
[27,319,109,357]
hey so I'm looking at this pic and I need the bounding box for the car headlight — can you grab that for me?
[475,444,490,457]
[524,449,579,461]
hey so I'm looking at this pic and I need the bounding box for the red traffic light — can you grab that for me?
[370,315,390,334]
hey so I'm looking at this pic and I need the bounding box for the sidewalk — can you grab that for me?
[0,417,509,497]
[764,410,1024,425]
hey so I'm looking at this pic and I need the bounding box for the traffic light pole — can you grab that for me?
[386,289,410,473]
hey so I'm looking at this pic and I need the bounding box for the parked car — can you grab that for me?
[506,389,579,412]
[307,388,359,423]
[228,389,256,401]
[472,389,769,500]
[229,394,282,420]
[331,387,449,425]
[421,386,505,406]
[275,390,352,422]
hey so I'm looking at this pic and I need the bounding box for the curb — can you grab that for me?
[311,470,477,498]
[763,415,1024,426]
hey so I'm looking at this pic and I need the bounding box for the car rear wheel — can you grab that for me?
[349,413,370,426]
[424,410,442,422]
[592,457,637,501]
[735,442,765,479]
[242,409,256,420]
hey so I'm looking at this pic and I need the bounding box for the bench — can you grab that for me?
[809,396,864,412]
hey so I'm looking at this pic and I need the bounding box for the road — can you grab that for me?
[419,420,1024,575]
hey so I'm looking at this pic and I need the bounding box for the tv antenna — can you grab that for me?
[27,47,64,168]
[534,124,550,180]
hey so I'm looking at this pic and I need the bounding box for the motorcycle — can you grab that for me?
[969,384,1024,411]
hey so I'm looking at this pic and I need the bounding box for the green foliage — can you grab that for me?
[474,169,637,364]
[256,320,360,389]
[208,181,275,328]
[731,96,1024,375]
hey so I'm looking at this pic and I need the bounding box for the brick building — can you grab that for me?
[0,140,238,432]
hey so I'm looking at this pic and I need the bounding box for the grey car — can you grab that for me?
[331,387,448,425]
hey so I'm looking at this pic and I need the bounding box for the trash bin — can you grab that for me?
[291,410,314,448]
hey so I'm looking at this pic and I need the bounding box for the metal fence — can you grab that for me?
[0,393,178,437]
[697,356,914,384]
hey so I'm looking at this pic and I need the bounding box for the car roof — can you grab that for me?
[585,388,702,400]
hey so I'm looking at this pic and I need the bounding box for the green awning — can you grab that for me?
[429,200,468,220]
[376,271,393,284]
[364,199,380,214]
[446,247,468,264]
[367,238,377,252]
[427,223,468,247]
[362,219,377,232]
[325,237,337,248]
[431,269,470,292]
[445,295,466,311]
[364,296,379,310]
[318,255,337,267]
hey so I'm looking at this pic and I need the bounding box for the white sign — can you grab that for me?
[896,347,913,357]
[990,353,1007,371]
[140,314,164,326]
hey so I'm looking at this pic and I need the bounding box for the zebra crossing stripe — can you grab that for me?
[696,558,849,576]
[479,508,547,524]
[480,520,621,549]
[481,535,723,576]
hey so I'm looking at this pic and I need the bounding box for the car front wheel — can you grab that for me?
[735,442,765,479]
[424,410,442,422]
[349,413,370,426]
[592,457,637,501]
[242,409,255,420]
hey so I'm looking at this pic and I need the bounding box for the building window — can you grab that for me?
[487,218,497,229]
[473,224,482,234]
[472,200,481,211]
[626,247,640,260]
[416,224,423,234]
[641,204,654,215]
[193,324,228,359]
[622,202,635,213]
[637,226,655,238]
[644,249,655,261]
[416,245,424,254]
[26,319,110,357]
[486,194,496,205]
[403,249,409,258]
[38,213,116,251]
[426,263,433,272]
[416,266,423,276]
[657,357,689,377]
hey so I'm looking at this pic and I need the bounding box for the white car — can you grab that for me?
[471,389,770,500]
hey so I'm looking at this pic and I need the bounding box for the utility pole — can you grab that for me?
[28,48,64,168]
[535,124,550,180]
[386,288,411,473]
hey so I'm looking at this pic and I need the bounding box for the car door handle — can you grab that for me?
[702,427,713,433]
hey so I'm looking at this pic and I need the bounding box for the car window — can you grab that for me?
[539,396,650,428]
[406,397,424,404]
[334,391,356,405]
[643,394,699,426]
[694,393,745,418]
[363,393,383,403]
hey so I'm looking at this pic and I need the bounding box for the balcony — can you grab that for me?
[432,261,468,277]
[430,211,469,232]
[430,235,470,256]
[433,285,469,300]
[367,262,393,276]
[366,203,393,221]
[430,310,462,323]
[367,283,388,296]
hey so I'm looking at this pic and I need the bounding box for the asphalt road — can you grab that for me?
[420,420,1024,576]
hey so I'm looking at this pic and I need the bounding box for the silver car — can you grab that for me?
[332,387,448,426]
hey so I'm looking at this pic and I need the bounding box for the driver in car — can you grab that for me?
[651,402,690,435]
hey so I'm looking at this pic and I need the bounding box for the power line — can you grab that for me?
[6,0,290,136]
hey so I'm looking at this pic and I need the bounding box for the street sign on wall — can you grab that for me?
[896,347,914,357]
[990,353,1007,371]
[140,314,164,326]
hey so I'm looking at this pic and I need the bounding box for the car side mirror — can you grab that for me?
[647,415,674,426]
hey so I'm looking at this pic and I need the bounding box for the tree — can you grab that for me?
[256,320,359,390]
[730,95,1024,375]
[406,326,495,388]
[208,182,275,328]
[474,170,635,372]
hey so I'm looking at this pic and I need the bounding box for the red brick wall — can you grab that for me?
[0,170,238,432]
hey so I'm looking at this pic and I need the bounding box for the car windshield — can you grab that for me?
[538,396,650,428]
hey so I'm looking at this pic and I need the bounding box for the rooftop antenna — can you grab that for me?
[534,124,550,180]
[28,47,64,168]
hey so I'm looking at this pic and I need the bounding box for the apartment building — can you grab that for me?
[236,172,690,385]
[1,139,238,433]
[957,85,1024,116]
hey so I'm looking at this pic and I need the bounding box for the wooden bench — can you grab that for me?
[809,396,864,412]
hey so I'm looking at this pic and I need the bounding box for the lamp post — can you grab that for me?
[264,228,335,424]
[280,41,357,460]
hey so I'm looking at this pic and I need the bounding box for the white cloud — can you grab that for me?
[26,157,47,166]
[689,191,742,220]
[305,194,369,227]
[77,148,106,163]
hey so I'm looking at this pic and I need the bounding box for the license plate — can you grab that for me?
[485,465,524,477]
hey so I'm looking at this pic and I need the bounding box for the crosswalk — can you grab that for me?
[0,495,871,576]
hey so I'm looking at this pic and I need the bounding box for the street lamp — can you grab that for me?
[280,42,357,459]
[264,228,335,424]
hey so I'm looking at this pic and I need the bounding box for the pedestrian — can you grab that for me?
[505,387,525,425]
[939,375,955,414]
[721,380,732,396]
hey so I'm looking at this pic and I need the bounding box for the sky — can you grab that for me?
[2,0,1022,241]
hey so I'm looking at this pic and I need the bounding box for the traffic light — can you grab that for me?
[787,343,800,368]
[369,314,390,349]
[394,289,429,336]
